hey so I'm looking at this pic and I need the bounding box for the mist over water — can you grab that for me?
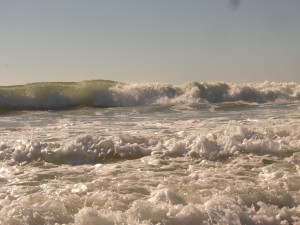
[0,81,300,224]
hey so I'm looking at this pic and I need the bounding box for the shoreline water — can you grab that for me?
[0,81,300,224]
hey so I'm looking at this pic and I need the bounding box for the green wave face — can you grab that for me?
[0,80,119,109]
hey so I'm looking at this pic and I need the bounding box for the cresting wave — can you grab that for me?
[0,80,299,109]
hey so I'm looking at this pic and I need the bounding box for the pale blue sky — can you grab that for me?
[1,0,300,85]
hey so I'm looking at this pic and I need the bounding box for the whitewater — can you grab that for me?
[0,80,300,225]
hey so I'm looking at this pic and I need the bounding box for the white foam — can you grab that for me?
[1,120,300,165]
[1,98,300,224]
[74,208,114,225]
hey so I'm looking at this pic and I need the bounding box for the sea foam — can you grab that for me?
[1,82,300,224]
[1,123,300,165]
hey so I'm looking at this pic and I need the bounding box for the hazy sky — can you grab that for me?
[1,0,300,85]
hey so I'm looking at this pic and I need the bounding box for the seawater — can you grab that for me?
[0,81,300,225]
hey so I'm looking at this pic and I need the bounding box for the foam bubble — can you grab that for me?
[74,208,114,225]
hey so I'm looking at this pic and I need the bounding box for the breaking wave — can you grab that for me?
[0,80,299,110]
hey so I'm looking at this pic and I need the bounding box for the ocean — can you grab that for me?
[0,80,300,225]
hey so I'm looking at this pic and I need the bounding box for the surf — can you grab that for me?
[0,80,299,110]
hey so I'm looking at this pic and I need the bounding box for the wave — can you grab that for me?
[0,80,299,110]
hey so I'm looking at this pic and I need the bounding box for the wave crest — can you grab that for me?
[0,80,299,109]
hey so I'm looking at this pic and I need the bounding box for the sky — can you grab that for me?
[1,0,300,85]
